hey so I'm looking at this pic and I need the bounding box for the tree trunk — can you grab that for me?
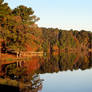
[17,52,19,58]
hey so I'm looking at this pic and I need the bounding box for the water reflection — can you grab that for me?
[0,57,43,92]
[39,52,92,73]
[0,52,92,92]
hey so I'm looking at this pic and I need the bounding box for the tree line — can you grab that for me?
[41,28,92,53]
[0,0,92,55]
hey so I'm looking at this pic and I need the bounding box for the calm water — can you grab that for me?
[0,52,92,92]
[40,69,92,92]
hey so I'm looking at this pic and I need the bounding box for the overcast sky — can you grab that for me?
[4,0,92,31]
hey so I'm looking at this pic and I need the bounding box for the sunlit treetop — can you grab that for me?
[0,0,4,4]
[12,5,40,24]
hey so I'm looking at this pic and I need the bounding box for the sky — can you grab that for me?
[4,0,92,31]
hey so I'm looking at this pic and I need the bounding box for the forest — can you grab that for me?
[0,0,92,57]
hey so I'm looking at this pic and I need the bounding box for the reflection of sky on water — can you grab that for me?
[40,69,92,92]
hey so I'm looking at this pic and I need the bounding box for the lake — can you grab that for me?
[0,52,92,92]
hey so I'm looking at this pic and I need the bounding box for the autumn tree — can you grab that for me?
[0,0,40,56]
[12,5,39,24]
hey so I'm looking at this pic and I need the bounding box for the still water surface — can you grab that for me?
[40,69,92,92]
[0,52,92,92]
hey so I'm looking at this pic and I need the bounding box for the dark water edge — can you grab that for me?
[0,84,20,92]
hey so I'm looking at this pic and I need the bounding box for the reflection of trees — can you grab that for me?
[0,62,43,92]
[39,55,59,73]
[20,74,43,92]
[58,53,77,71]
[0,52,92,91]
[39,52,92,73]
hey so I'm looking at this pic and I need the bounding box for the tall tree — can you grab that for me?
[0,0,3,4]
[12,5,39,24]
